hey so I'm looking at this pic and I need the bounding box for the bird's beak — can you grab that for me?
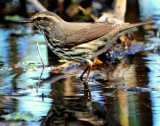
[20,19,32,23]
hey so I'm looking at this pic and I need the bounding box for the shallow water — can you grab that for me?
[0,0,160,126]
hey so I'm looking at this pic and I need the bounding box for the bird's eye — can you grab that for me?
[37,17,43,21]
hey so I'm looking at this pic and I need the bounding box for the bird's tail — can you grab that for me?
[120,20,154,30]
[92,20,154,59]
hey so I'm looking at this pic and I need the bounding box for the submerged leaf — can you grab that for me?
[59,59,68,63]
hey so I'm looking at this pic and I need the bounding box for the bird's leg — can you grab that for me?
[83,65,92,91]
[80,59,93,84]
[80,59,93,99]
[80,66,90,88]
[80,67,89,81]
[84,65,92,84]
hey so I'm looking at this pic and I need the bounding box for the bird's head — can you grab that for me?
[22,11,64,29]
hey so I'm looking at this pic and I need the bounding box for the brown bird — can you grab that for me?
[22,11,153,95]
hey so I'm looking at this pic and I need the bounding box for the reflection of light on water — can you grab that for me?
[144,53,160,126]
[16,96,52,119]
[0,23,53,123]
[145,53,160,88]
[0,29,10,66]
[139,0,160,19]
[127,94,140,126]
[15,84,53,121]
[150,91,160,126]
[4,95,52,122]
[92,90,105,104]
[139,0,160,125]
[19,34,48,65]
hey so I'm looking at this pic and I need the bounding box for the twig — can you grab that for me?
[36,67,45,93]
[27,0,47,11]
[114,0,127,22]
[36,40,45,67]
[36,40,45,93]
[78,6,98,21]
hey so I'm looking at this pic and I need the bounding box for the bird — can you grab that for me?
[22,11,154,95]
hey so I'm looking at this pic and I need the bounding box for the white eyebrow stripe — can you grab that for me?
[31,14,61,22]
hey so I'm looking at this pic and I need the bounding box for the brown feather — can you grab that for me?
[58,20,154,47]
[61,23,117,44]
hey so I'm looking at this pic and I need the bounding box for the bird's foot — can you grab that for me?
[83,81,89,89]
[83,81,92,100]
[80,76,83,81]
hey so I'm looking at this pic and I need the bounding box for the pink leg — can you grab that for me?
[80,66,89,81]
[82,65,93,100]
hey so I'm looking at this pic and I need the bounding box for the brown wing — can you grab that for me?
[61,22,120,45]
[60,20,154,46]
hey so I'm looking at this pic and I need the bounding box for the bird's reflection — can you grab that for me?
[37,70,121,126]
